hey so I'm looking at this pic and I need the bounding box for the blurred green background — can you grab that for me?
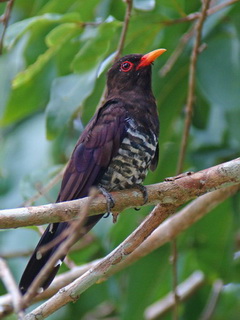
[0,0,240,319]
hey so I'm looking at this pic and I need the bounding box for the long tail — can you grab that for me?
[19,215,103,295]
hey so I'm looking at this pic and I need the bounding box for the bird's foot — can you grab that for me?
[134,184,148,211]
[165,171,194,181]
[98,185,115,217]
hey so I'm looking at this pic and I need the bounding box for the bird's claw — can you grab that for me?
[134,184,148,209]
[98,185,115,217]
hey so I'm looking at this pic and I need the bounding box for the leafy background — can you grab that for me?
[0,0,240,319]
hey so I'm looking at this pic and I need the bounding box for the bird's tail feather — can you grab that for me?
[19,215,103,295]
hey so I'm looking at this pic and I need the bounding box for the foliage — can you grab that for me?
[0,0,240,319]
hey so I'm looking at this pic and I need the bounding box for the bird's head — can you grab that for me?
[107,49,166,98]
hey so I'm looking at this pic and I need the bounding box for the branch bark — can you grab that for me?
[0,158,239,229]
[25,203,177,319]
[24,184,240,319]
[0,183,239,317]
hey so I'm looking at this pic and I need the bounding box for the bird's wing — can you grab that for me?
[19,100,128,294]
[57,99,127,202]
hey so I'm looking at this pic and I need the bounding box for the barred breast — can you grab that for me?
[100,117,158,191]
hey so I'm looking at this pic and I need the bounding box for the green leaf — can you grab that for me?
[39,0,99,21]
[5,12,81,49]
[46,69,97,139]
[0,35,28,123]
[213,284,240,319]
[197,32,240,110]
[46,23,80,47]
[124,16,161,53]
[1,61,55,126]
[45,20,121,138]
[12,24,80,88]
[72,20,121,73]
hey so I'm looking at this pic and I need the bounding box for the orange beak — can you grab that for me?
[137,48,167,69]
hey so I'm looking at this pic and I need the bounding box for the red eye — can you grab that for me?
[120,61,133,72]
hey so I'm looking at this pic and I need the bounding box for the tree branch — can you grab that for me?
[177,0,211,174]
[0,258,24,319]
[20,189,98,309]
[25,203,177,319]
[23,183,240,319]
[114,0,132,61]
[162,0,240,26]
[0,183,239,317]
[22,166,65,207]
[109,184,239,274]
[159,0,240,77]
[173,0,211,316]
[199,279,223,320]
[0,0,15,54]
[0,158,239,229]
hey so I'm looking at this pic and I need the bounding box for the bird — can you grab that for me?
[19,48,166,295]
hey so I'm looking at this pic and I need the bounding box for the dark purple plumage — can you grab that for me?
[19,49,166,295]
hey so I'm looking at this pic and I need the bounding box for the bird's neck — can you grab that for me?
[107,87,155,107]
[106,88,159,135]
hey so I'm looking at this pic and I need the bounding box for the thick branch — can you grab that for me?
[0,184,239,317]
[108,184,239,274]
[0,158,239,229]
[24,181,240,319]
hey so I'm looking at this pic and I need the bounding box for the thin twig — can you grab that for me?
[0,258,25,319]
[199,279,223,320]
[171,239,179,320]
[21,188,98,309]
[0,235,94,260]
[22,166,65,207]
[159,0,239,77]
[114,0,132,61]
[173,1,211,318]
[162,0,240,26]
[0,0,15,54]
[25,203,177,319]
[0,250,33,259]
[160,26,195,77]
[177,0,211,177]
[96,0,133,109]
